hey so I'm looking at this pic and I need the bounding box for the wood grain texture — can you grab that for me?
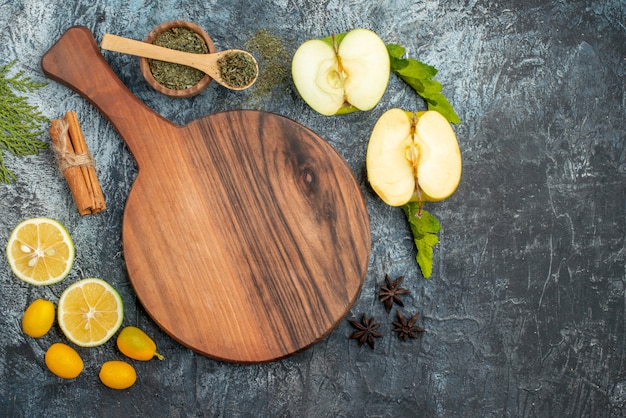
[41,26,370,363]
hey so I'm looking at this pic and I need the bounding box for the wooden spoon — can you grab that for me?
[101,33,258,90]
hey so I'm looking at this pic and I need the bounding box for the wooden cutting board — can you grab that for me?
[41,26,371,363]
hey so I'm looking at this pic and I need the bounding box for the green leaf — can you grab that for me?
[402,204,441,278]
[320,32,349,48]
[386,44,460,125]
[388,44,438,80]
[425,92,460,124]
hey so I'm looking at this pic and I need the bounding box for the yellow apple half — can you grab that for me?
[291,28,390,116]
[366,108,462,206]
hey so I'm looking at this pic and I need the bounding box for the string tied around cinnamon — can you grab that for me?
[52,119,96,172]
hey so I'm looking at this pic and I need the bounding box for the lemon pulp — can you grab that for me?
[6,218,75,285]
[58,278,124,347]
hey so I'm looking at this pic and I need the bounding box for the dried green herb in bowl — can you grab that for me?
[139,20,216,98]
[149,27,208,90]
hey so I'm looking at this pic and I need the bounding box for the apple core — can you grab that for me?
[292,28,389,115]
[366,108,462,207]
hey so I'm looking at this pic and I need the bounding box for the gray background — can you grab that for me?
[1,0,624,417]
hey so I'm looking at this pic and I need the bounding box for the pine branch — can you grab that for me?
[0,60,49,183]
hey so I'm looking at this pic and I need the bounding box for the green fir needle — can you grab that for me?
[0,60,49,183]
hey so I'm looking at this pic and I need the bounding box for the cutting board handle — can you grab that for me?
[41,26,172,164]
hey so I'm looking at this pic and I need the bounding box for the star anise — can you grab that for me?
[348,314,382,349]
[392,310,425,341]
[379,274,410,313]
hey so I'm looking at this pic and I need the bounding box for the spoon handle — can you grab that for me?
[101,34,214,74]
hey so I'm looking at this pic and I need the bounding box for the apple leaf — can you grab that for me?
[387,44,460,125]
[320,32,348,48]
[402,203,441,279]
[387,44,438,79]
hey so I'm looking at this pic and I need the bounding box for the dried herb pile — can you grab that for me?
[0,60,48,183]
[245,29,291,103]
[149,27,209,90]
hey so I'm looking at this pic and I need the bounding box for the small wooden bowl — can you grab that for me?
[139,20,216,98]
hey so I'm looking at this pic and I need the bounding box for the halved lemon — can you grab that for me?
[6,217,75,286]
[58,278,124,347]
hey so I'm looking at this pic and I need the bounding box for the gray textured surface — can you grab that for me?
[1,0,625,417]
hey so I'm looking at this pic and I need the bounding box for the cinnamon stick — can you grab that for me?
[64,111,106,213]
[49,112,106,215]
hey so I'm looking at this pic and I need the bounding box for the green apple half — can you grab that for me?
[291,28,390,116]
[366,108,462,206]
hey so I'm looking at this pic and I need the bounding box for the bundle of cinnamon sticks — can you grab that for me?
[49,111,106,215]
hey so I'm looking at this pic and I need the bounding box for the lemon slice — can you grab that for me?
[6,218,75,286]
[58,278,124,347]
